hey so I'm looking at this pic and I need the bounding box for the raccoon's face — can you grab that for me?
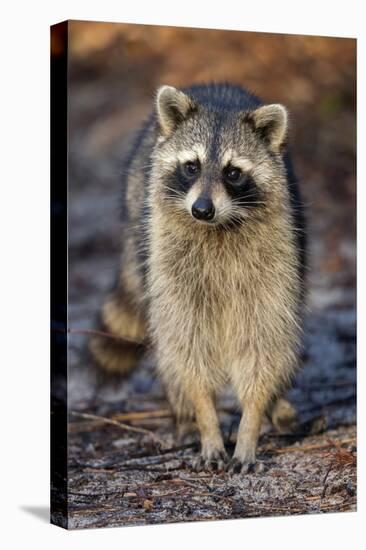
[152,85,289,228]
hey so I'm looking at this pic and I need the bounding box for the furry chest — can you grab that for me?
[165,258,255,349]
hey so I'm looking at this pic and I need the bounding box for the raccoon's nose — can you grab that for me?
[191,197,215,221]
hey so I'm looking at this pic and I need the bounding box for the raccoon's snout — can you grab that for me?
[191,197,215,221]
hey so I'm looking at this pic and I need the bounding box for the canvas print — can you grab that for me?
[51,20,356,529]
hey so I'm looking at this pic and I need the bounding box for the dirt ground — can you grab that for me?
[57,21,356,529]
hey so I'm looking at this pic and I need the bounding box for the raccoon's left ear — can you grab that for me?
[156,85,197,137]
[247,104,288,153]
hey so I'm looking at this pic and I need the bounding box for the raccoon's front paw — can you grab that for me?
[193,448,228,472]
[226,457,266,475]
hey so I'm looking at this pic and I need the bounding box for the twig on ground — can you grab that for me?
[54,326,145,346]
[69,411,164,445]
[112,409,172,421]
[320,463,334,500]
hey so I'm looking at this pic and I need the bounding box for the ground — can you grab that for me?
[54,22,356,528]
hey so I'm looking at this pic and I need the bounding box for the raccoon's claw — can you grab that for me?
[226,457,266,475]
[193,449,228,472]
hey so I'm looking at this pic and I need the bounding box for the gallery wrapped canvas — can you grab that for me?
[51,20,356,529]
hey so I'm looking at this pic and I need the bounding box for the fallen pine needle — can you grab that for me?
[273,437,356,454]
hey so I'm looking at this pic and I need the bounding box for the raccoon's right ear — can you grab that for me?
[156,86,197,137]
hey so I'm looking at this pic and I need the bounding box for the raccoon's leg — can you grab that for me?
[89,285,146,375]
[267,397,298,433]
[162,368,227,469]
[227,397,267,474]
[164,384,195,442]
[190,385,228,471]
[228,356,283,474]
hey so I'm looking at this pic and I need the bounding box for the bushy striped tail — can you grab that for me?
[89,289,146,375]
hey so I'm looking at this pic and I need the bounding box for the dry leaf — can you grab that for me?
[143,499,154,511]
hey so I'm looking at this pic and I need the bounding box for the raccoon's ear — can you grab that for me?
[156,85,197,137]
[248,104,288,153]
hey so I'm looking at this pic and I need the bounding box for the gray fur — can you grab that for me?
[90,83,305,473]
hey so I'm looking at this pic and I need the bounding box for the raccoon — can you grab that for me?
[90,83,306,473]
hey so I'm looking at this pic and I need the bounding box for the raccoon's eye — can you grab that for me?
[224,166,242,183]
[183,160,200,177]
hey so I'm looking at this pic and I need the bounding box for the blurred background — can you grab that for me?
[65,21,356,528]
